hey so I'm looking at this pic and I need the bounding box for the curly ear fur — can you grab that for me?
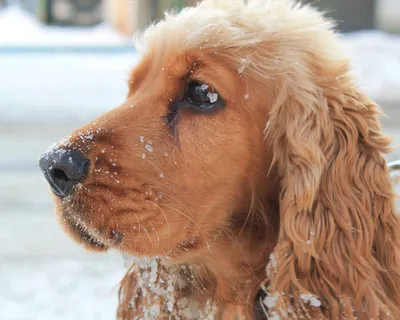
[264,61,400,319]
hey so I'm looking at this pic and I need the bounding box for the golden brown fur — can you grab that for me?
[44,0,400,319]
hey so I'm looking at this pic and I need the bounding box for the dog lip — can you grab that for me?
[65,214,108,249]
[78,225,107,249]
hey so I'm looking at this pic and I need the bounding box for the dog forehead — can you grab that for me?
[128,51,190,88]
[130,49,228,93]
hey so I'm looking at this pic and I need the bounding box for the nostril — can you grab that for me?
[39,149,89,197]
[51,168,70,182]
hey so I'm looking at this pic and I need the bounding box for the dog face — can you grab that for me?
[39,49,268,260]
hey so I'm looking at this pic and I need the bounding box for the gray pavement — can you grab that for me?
[0,102,399,320]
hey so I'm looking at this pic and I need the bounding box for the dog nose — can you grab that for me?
[39,149,90,197]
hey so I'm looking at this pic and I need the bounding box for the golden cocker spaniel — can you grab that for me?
[39,0,400,319]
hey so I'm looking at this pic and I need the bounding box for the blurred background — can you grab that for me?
[0,0,399,319]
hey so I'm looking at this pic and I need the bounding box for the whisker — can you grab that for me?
[132,212,142,237]
[221,227,259,279]
[149,200,171,252]
[123,211,138,254]
[157,192,191,214]
[160,203,209,245]
[148,221,160,247]
[259,295,269,318]
[142,223,154,251]
[231,191,255,252]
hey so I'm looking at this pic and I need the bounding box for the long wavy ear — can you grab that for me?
[263,73,400,319]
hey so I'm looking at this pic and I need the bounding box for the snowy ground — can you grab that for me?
[1,6,400,320]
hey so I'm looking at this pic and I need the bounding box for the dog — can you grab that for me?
[39,0,400,319]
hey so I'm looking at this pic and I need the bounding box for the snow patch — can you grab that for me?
[145,144,153,153]
[300,293,322,308]
[207,92,218,103]
[237,65,245,74]
[263,293,279,308]
[118,255,216,319]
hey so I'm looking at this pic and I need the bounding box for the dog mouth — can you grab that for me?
[63,213,109,250]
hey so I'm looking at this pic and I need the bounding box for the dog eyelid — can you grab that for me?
[161,80,224,132]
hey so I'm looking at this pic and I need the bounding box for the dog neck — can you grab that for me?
[118,194,280,319]
[189,207,279,318]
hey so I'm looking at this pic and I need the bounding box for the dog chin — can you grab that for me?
[59,211,109,251]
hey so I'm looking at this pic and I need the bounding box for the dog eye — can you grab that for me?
[186,81,222,111]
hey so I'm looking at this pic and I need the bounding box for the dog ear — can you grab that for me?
[263,80,400,319]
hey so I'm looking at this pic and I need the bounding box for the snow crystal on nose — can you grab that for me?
[139,136,145,143]
[46,127,103,157]
[45,134,72,154]
[77,128,97,144]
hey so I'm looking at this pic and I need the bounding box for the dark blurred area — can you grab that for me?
[1,0,399,33]
[307,0,375,32]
